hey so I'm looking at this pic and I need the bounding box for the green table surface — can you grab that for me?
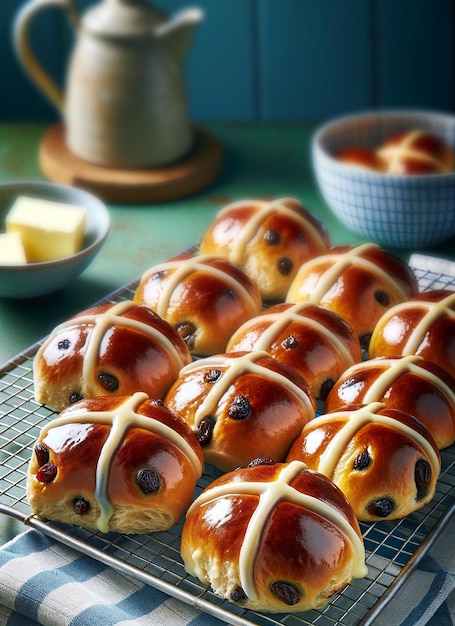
[1,121,455,367]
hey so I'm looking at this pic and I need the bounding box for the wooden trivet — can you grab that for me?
[38,124,223,203]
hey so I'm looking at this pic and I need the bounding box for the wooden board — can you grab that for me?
[38,124,223,204]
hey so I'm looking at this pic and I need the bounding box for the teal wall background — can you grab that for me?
[2,0,454,123]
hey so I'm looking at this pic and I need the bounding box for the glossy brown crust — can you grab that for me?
[378,131,454,174]
[337,147,386,171]
[33,301,192,412]
[27,394,204,534]
[369,289,455,380]
[325,356,455,449]
[199,198,330,300]
[164,351,316,472]
[286,404,441,521]
[286,244,419,346]
[133,253,262,356]
[181,461,365,613]
[226,302,362,400]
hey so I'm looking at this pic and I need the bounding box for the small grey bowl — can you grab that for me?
[312,110,455,249]
[0,181,110,298]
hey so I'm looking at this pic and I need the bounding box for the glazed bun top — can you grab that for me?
[226,301,362,400]
[199,197,330,299]
[29,392,204,533]
[369,289,455,379]
[133,253,262,356]
[33,300,192,411]
[164,350,316,471]
[286,242,419,347]
[377,130,454,175]
[298,402,438,474]
[287,402,441,521]
[325,354,455,449]
[182,459,367,612]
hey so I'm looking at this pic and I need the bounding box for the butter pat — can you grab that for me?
[0,232,27,265]
[6,196,86,263]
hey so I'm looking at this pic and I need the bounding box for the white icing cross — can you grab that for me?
[138,254,260,317]
[288,243,410,305]
[187,459,367,600]
[41,391,203,532]
[362,355,455,407]
[233,302,356,366]
[179,351,315,429]
[216,198,327,265]
[315,402,440,481]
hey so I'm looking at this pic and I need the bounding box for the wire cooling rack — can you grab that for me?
[1,254,455,626]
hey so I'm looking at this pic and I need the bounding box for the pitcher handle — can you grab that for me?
[13,0,79,113]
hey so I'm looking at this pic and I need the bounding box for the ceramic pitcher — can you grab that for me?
[14,0,203,168]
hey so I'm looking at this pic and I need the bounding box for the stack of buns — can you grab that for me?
[27,195,455,615]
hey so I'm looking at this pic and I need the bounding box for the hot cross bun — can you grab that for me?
[369,289,455,380]
[134,253,262,356]
[164,350,316,472]
[377,130,454,174]
[325,355,455,449]
[27,392,204,534]
[181,458,367,613]
[33,301,192,411]
[286,242,419,348]
[226,301,362,400]
[287,402,440,521]
[199,197,330,300]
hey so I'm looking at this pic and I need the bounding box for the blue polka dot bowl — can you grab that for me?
[312,110,455,249]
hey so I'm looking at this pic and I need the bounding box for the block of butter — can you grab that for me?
[6,196,86,263]
[0,232,27,265]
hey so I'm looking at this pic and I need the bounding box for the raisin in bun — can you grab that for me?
[377,129,454,174]
[226,302,362,401]
[164,351,316,472]
[27,392,204,534]
[199,197,330,300]
[369,289,455,380]
[33,301,192,412]
[287,402,440,521]
[325,355,455,449]
[133,253,262,356]
[181,458,367,613]
[286,242,419,348]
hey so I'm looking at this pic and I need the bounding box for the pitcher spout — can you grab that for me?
[155,6,203,64]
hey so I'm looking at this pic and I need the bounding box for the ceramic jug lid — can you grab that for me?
[82,0,166,37]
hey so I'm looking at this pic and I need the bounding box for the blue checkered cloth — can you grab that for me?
[0,530,227,626]
[0,517,454,626]
[373,509,455,626]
